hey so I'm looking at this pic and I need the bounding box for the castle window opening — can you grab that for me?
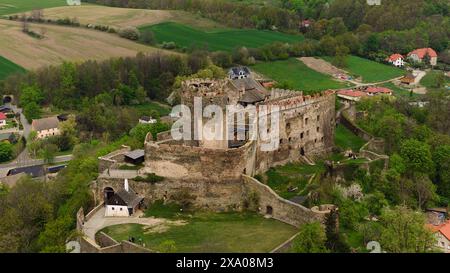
[316,127,320,132]
[317,115,320,121]
[300,132,304,139]
[300,147,305,156]
[305,118,309,125]
[266,206,273,215]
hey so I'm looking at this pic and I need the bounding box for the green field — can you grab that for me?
[100,203,297,253]
[265,163,324,199]
[0,56,25,80]
[140,22,304,52]
[252,58,348,93]
[334,124,366,151]
[322,55,405,83]
[0,0,67,15]
[130,101,171,117]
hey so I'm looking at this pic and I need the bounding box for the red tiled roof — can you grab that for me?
[426,220,450,240]
[407,48,438,59]
[337,89,367,97]
[0,112,6,120]
[365,86,392,94]
[387,54,403,61]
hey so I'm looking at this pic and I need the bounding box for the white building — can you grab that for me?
[31,116,60,139]
[0,112,6,127]
[105,179,143,217]
[138,116,157,124]
[386,54,404,67]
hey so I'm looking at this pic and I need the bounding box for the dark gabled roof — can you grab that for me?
[32,116,59,131]
[139,116,152,121]
[115,188,143,208]
[7,165,45,177]
[229,66,251,76]
[0,105,11,112]
[124,149,145,160]
[239,88,267,104]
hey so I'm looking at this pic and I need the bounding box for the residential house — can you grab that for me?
[228,67,251,80]
[31,116,60,139]
[365,86,393,96]
[105,179,144,217]
[138,116,157,124]
[337,89,367,102]
[386,54,404,67]
[0,112,6,127]
[407,48,438,66]
[426,220,450,253]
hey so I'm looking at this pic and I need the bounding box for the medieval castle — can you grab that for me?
[94,68,337,230]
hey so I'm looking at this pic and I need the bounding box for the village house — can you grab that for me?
[138,116,157,124]
[337,89,367,102]
[0,112,6,127]
[228,67,251,80]
[386,54,404,67]
[427,220,450,253]
[365,86,393,96]
[105,179,143,217]
[407,48,438,66]
[31,116,60,139]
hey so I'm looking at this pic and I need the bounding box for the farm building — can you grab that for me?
[365,87,393,96]
[0,112,6,127]
[407,48,438,66]
[138,116,157,124]
[31,116,60,139]
[337,89,367,102]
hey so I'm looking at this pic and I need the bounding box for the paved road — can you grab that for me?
[0,154,73,177]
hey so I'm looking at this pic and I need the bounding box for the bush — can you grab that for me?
[118,26,140,40]
[0,142,13,162]
[134,173,164,184]
[161,41,177,49]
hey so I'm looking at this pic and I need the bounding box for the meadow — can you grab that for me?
[0,20,170,70]
[40,5,225,30]
[100,202,297,253]
[0,0,67,15]
[334,124,366,152]
[0,55,25,80]
[322,55,405,83]
[252,58,349,93]
[141,22,304,52]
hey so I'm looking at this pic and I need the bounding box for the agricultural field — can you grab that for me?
[420,70,449,92]
[0,20,171,70]
[100,202,297,253]
[0,55,25,80]
[0,0,67,16]
[252,58,349,93]
[40,5,226,30]
[142,22,304,52]
[322,55,405,83]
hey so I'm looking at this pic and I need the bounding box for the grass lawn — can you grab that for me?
[0,56,25,80]
[101,202,297,253]
[140,22,304,52]
[131,101,172,117]
[0,0,67,15]
[265,162,325,199]
[334,124,366,151]
[322,55,405,83]
[420,70,449,92]
[252,58,348,93]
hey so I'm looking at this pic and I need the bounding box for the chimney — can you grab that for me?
[124,179,129,192]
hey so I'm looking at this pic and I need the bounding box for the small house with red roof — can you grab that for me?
[0,112,6,127]
[426,220,450,253]
[365,86,393,96]
[386,54,404,67]
[407,48,438,66]
[337,89,367,102]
